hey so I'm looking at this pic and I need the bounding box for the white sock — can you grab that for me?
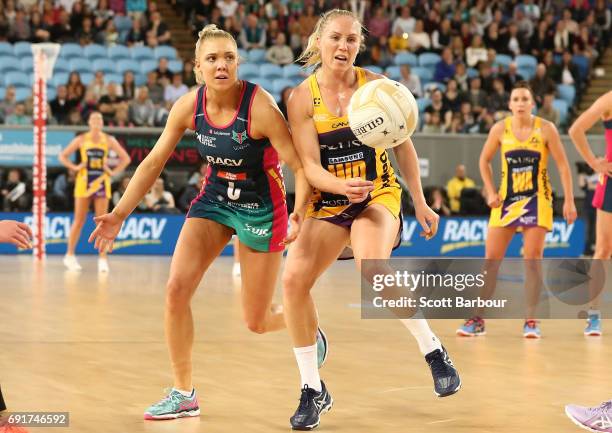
[400,319,442,356]
[588,309,601,317]
[293,344,321,392]
[173,388,194,398]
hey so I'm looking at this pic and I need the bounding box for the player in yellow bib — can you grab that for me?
[457,82,577,339]
[59,112,131,272]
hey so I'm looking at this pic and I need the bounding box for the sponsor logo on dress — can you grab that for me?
[232,129,247,145]
[195,132,216,147]
[245,223,270,237]
[206,156,243,166]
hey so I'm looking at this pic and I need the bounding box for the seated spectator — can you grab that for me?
[288,21,302,58]
[486,78,510,118]
[182,60,197,88]
[369,35,394,68]
[155,57,173,85]
[443,79,463,113]
[434,47,455,83]
[465,34,488,67]
[506,22,525,56]
[66,71,85,105]
[50,170,76,211]
[558,51,582,93]
[393,6,416,35]
[529,63,556,106]
[147,11,171,45]
[77,16,95,45]
[484,22,506,54]
[98,82,126,124]
[110,104,133,127]
[50,10,73,43]
[112,175,131,208]
[1,169,30,211]
[5,103,31,125]
[224,16,242,41]
[9,9,31,42]
[399,64,422,98]
[266,33,294,65]
[530,20,554,57]
[164,73,189,107]
[537,93,560,125]
[240,13,266,50]
[446,164,476,214]
[192,0,215,33]
[67,108,84,126]
[126,17,146,46]
[458,101,479,133]
[471,0,492,29]
[99,19,120,46]
[388,26,410,55]
[129,87,156,126]
[573,25,598,60]
[187,161,208,185]
[146,71,165,105]
[80,89,99,122]
[424,89,450,125]
[0,86,17,123]
[368,7,391,40]
[466,77,487,116]
[454,62,469,92]
[477,61,495,93]
[432,18,452,52]
[514,9,534,41]
[122,71,136,100]
[553,20,574,54]
[501,62,524,92]
[87,71,107,101]
[30,11,51,43]
[50,85,77,124]
[561,8,579,35]
[179,174,204,212]
[145,178,177,213]
[422,111,444,133]
[265,19,282,49]
[298,5,318,38]
[218,0,239,18]
[408,19,431,54]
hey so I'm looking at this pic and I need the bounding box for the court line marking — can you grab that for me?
[426,418,457,425]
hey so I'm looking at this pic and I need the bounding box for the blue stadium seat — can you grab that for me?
[418,52,441,68]
[106,73,123,85]
[80,72,94,86]
[385,65,401,80]
[4,71,31,88]
[13,41,31,57]
[238,48,248,61]
[572,55,589,80]
[412,66,433,83]
[467,67,479,78]
[247,49,266,64]
[14,86,31,101]
[0,56,20,72]
[249,76,268,90]
[69,57,93,74]
[363,65,383,74]
[84,44,108,60]
[0,87,5,100]
[516,54,537,77]
[134,73,147,86]
[154,46,178,60]
[60,43,83,59]
[283,64,302,79]
[238,63,260,79]
[93,58,116,74]
[272,78,294,94]
[51,72,69,87]
[168,59,183,73]
[108,45,131,60]
[20,57,34,73]
[495,54,512,70]
[394,52,417,67]
[113,15,132,32]
[116,59,140,74]
[553,99,568,125]
[517,66,534,80]
[131,46,154,60]
[0,42,12,56]
[271,92,281,103]
[140,60,158,75]
[53,62,70,73]
[557,84,575,105]
[260,63,283,78]
[47,86,57,101]
[416,97,431,113]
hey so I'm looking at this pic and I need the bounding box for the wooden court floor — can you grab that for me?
[0,255,610,433]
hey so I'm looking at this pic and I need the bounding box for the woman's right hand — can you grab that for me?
[592,157,612,178]
[486,190,502,208]
[343,178,374,203]
[88,211,124,253]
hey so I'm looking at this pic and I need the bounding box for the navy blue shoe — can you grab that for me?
[425,346,461,397]
[290,382,333,430]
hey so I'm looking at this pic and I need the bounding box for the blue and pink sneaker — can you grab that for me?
[523,320,541,338]
[456,316,486,336]
[565,400,612,432]
[144,388,200,420]
[585,312,602,337]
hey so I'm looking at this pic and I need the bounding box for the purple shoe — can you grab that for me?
[565,401,612,432]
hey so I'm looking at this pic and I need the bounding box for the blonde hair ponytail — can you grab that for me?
[296,9,365,69]
[194,24,237,85]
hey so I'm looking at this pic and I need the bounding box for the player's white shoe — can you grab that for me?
[63,255,82,271]
[232,262,241,278]
[98,258,109,273]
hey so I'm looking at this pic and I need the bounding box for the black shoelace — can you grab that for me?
[297,385,316,411]
[428,352,451,377]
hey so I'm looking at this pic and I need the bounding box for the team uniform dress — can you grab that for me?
[306,67,403,232]
[187,81,288,252]
[489,116,553,231]
[592,118,612,212]
[74,132,111,199]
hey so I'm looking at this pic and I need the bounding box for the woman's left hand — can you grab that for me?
[563,199,577,225]
[415,203,440,240]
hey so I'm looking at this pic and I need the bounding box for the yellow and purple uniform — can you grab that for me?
[489,116,553,230]
[74,132,111,199]
[306,67,402,226]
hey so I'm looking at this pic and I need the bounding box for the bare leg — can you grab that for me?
[66,197,90,255]
[93,197,110,259]
[522,226,547,320]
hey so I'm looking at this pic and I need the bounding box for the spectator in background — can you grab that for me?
[192,0,215,31]
[50,10,73,43]
[427,187,451,216]
[561,8,579,35]
[443,78,463,113]
[9,9,31,41]
[506,22,524,56]
[217,0,239,18]
[558,50,582,94]
[501,62,524,91]
[537,92,560,125]
[432,18,452,53]
[470,0,492,29]
[298,5,318,38]
[0,86,17,123]
[434,48,456,83]
[393,6,416,35]
[265,19,282,49]
[530,20,554,58]
[487,78,510,118]
[240,13,266,50]
[146,71,165,105]
[50,85,76,124]
[368,6,391,40]
[77,16,95,45]
[50,169,76,211]
[466,77,487,116]
[553,20,573,54]
[266,33,294,65]
[483,22,505,54]
[145,177,177,213]
[29,11,51,43]
[529,63,556,106]
[370,35,394,68]
[112,175,131,208]
[80,89,99,121]
[5,103,31,125]
[446,164,476,214]
[164,73,189,107]
[287,21,302,58]
[67,108,84,126]
[98,82,126,124]
[147,11,171,45]
[224,16,242,41]
[66,71,85,105]
[514,9,534,41]
[122,71,136,100]
[155,57,173,84]
[87,71,107,101]
[129,86,156,126]
[388,26,410,55]
[1,168,29,212]
[424,89,450,125]
[454,62,469,92]
[99,19,119,46]
[399,64,422,98]
[466,34,488,67]
[187,161,208,186]
[422,111,444,133]
[179,174,204,212]
[408,19,431,54]
[111,104,132,127]
[277,86,293,118]
[126,16,146,46]
[182,60,197,88]
[458,100,478,133]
